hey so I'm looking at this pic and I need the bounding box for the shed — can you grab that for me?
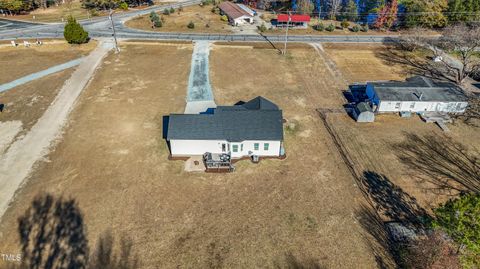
[218,2,254,25]
[352,102,375,122]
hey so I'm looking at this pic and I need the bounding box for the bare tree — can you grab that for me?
[397,27,429,52]
[391,24,480,85]
[434,24,480,84]
[327,0,341,20]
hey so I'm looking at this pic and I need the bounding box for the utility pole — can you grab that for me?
[109,9,120,53]
[283,11,290,55]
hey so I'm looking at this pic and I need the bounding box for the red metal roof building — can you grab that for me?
[275,14,311,28]
[277,14,311,23]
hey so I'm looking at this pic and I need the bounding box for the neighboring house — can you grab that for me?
[352,102,375,122]
[218,1,254,26]
[366,76,469,114]
[167,96,285,160]
[275,14,310,29]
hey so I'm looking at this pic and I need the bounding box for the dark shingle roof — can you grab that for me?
[167,97,283,142]
[369,76,468,102]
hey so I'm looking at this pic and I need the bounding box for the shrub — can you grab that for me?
[187,21,195,29]
[313,22,324,31]
[326,23,335,32]
[178,5,183,11]
[361,24,369,32]
[149,11,156,20]
[63,16,89,44]
[352,25,360,32]
[119,2,128,10]
[163,8,170,15]
[433,193,480,267]
[220,15,228,22]
[340,19,350,29]
[150,11,161,28]
[257,22,267,32]
[169,7,174,13]
[152,16,162,27]
[201,0,213,5]
[401,230,461,269]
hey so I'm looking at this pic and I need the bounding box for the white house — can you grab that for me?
[366,76,469,114]
[218,1,254,26]
[167,96,285,160]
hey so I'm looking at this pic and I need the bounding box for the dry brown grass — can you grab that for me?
[0,41,97,84]
[322,43,480,217]
[125,4,232,33]
[2,42,475,269]
[0,42,384,268]
[0,69,74,135]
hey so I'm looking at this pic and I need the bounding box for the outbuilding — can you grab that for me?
[352,102,375,122]
[166,96,285,160]
[275,14,310,29]
[218,1,254,26]
[366,76,469,114]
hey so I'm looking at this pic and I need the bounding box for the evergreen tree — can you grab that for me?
[447,0,480,24]
[403,0,448,28]
[433,193,480,267]
[63,16,89,44]
[341,0,358,21]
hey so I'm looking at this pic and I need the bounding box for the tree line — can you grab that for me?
[293,0,480,28]
[0,0,152,14]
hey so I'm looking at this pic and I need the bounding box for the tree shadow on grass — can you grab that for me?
[356,205,397,269]
[17,193,89,269]
[374,43,458,83]
[359,171,430,228]
[88,230,139,269]
[274,252,327,269]
[393,132,480,194]
[16,193,139,269]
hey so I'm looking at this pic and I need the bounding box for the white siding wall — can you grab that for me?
[170,139,281,158]
[170,140,226,156]
[378,101,468,113]
[230,140,281,158]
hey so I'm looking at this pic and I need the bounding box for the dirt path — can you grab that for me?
[0,41,112,219]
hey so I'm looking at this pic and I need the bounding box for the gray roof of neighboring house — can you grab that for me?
[368,76,468,102]
[167,96,283,142]
[218,1,252,19]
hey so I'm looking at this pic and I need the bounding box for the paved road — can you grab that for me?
[0,18,39,30]
[0,0,400,43]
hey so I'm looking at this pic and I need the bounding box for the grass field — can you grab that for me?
[125,5,233,33]
[10,1,97,22]
[0,41,477,269]
[0,42,389,268]
[322,43,480,219]
[0,41,96,84]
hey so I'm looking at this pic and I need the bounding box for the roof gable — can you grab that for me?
[167,97,283,142]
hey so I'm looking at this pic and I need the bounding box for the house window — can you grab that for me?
[395,102,401,109]
[240,144,243,151]
[254,143,259,150]
[232,145,238,152]
[410,103,415,109]
[264,143,269,151]
[222,143,226,152]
